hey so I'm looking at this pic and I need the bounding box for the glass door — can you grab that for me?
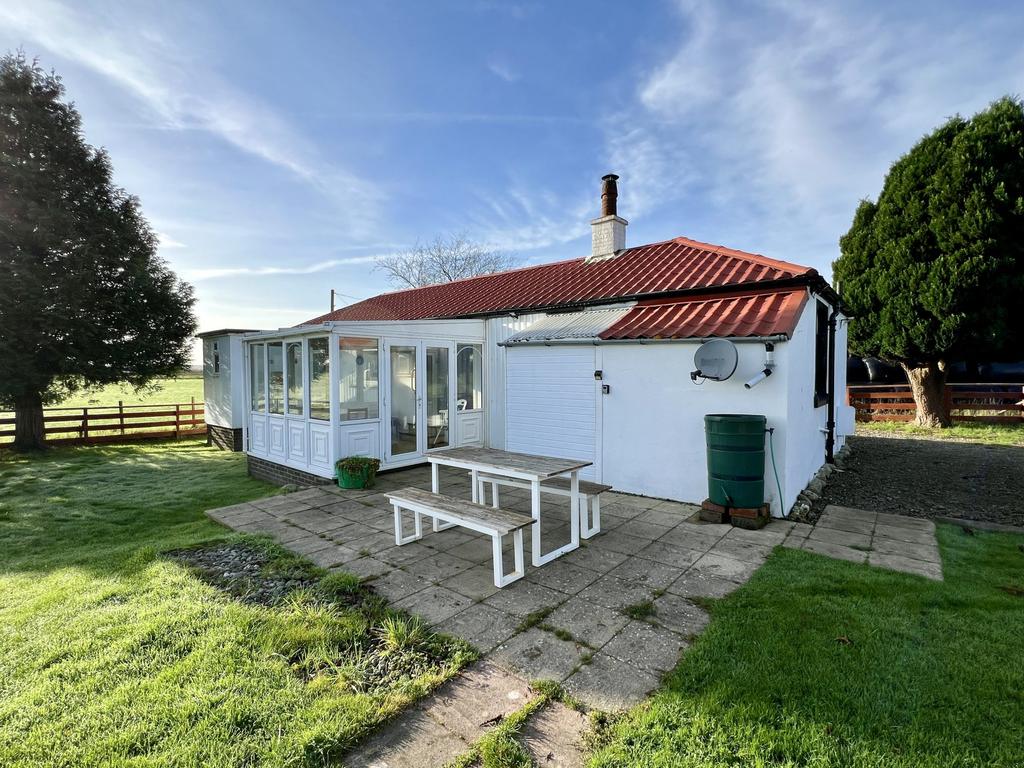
[425,345,452,450]
[387,342,419,460]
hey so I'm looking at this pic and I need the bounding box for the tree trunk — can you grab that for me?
[13,391,47,449]
[901,361,950,427]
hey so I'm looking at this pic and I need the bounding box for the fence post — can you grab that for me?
[119,400,125,436]
[943,386,954,420]
[174,404,180,439]
[191,396,196,429]
[82,407,89,441]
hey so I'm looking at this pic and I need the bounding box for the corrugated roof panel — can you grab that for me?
[502,307,634,345]
[304,236,814,324]
[600,288,808,340]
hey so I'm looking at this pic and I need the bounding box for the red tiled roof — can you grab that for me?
[599,287,808,340]
[304,236,815,324]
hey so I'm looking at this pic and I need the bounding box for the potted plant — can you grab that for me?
[335,456,381,489]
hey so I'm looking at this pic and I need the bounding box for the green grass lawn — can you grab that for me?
[0,440,470,767]
[588,526,1024,767]
[46,371,205,409]
[857,420,1024,446]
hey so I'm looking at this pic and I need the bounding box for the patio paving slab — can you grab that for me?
[518,700,590,768]
[576,574,660,613]
[801,538,869,564]
[341,660,534,767]
[393,585,476,625]
[634,540,705,569]
[433,604,518,653]
[651,593,711,637]
[522,559,602,595]
[808,526,873,550]
[546,599,631,649]
[666,569,744,599]
[439,564,502,601]
[403,552,477,583]
[490,627,588,682]
[607,555,688,590]
[483,580,568,618]
[333,555,392,580]
[601,620,689,674]
[867,552,943,580]
[369,567,432,602]
[562,653,660,711]
[689,552,762,581]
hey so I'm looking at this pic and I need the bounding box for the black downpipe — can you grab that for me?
[825,305,839,464]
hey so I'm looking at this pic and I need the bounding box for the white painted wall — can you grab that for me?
[505,345,599,481]
[202,333,247,428]
[600,340,790,512]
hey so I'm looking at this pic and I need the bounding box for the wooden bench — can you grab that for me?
[473,473,612,539]
[386,487,535,588]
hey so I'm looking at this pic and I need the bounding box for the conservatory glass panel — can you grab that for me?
[267,342,284,415]
[457,344,483,411]
[339,337,379,421]
[426,346,449,449]
[308,337,329,421]
[286,342,304,416]
[250,344,265,412]
[389,345,417,456]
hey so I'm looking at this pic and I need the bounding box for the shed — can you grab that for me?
[197,329,257,450]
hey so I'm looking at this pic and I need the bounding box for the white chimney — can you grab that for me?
[588,173,627,262]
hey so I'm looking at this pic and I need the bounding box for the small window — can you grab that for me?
[457,344,483,410]
[339,337,379,421]
[212,341,221,374]
[250,343,265,412]
[814,301,830,407]
[268,342,284,415]
[309,337,330,421]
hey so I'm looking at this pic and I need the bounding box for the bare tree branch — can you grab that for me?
[375,234,516,289]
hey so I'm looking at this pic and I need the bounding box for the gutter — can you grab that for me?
[499,334,790,347]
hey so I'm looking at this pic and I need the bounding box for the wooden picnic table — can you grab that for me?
[426,447,593,566]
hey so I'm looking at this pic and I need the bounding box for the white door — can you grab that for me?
[383,339,455,464]
[505,346,599,481]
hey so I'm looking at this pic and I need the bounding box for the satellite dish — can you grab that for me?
[692,339,738,382]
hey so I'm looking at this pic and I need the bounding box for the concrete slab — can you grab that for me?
[689,552,762,582]
[706,538,773,565]
[559,544,630,574]
[815,516,875,536]
[403,552,477,583]
[518,701,589,768]
[369,567,432,602]
[576,575,660,613]
[490,628,587,682]
[483,580,568,618]
[335,556,394,580]
[601,620,688,673]
[562,653,660,711]
[433,604,518,653]
[801,539,868,564]
[393,585,476,625]
[651,594,711,637]
[545,599,630,649]
[522,560,602,595]
[439,564,502,602]
[586,531,652,556]
[873,524,938,545]
[633,540,705,570]
[808,526,873,550]
[868,552,943,580]
[618,519,675,541]
[667,569,744,599]
[607,556,688,590]
[870,537,941,562]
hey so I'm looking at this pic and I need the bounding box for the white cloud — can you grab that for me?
[156,232,187,250]
[181,255,381,282]
[606,0,1024,267]
[0,0,384,237]
[487,57,521,83]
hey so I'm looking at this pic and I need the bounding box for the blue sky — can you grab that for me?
[1,0,1022,364]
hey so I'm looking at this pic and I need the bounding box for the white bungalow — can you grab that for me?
[202,175,855,516]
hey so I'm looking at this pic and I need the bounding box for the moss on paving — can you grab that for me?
[0,440,471,767]
[588,525,1024,767]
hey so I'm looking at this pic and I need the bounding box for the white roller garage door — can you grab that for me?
[505,346,598,481]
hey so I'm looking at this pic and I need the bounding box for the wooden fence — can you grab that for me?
[847,384,1024,423]
[0,399,206,445]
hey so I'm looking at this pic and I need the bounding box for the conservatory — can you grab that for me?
[241,318,488,481]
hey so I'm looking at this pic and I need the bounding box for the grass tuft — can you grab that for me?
[622,600,657,620]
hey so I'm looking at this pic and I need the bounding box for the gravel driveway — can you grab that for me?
[816,434,1024,527]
